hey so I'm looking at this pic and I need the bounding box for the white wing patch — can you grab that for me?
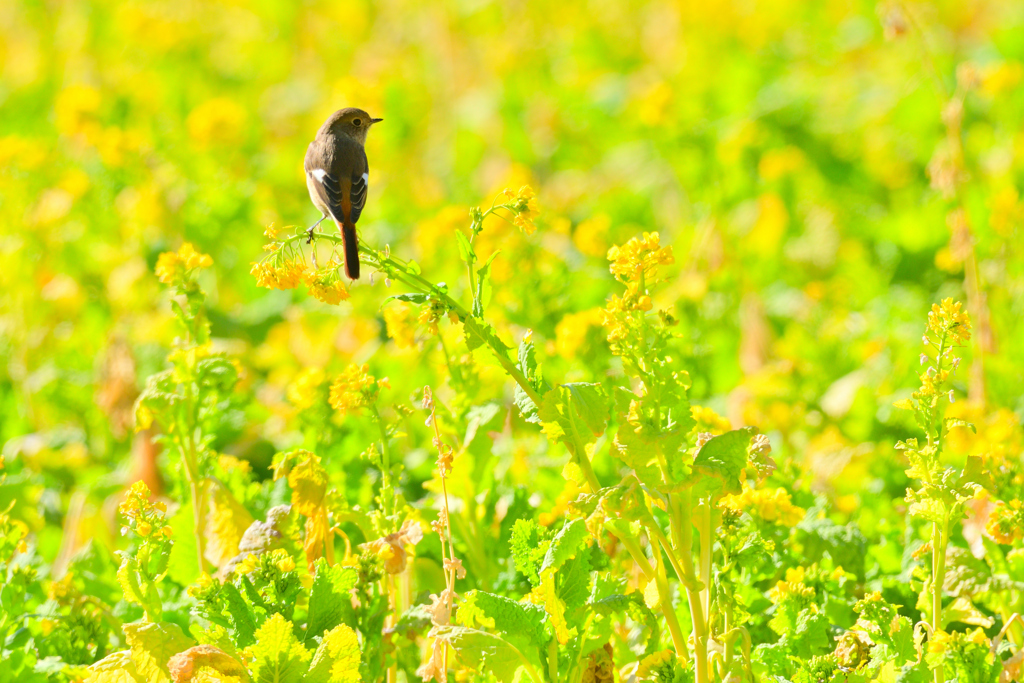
[312,169,328,182]
[362,172,369,184]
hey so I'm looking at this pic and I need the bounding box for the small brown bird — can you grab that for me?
[304,107,382,279]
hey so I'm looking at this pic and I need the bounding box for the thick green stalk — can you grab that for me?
[651,535,690,662]
[932,516,949,683]
[670,491,709,683]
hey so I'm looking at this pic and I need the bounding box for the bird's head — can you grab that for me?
[320,107,383,144]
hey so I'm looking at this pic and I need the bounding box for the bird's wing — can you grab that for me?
[305,140,368,225]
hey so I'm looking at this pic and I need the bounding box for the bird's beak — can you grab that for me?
[370,118,384,125]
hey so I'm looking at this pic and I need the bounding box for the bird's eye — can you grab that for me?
[352,118,362,127]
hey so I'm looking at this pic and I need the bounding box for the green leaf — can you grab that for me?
[509,519,547,586]
[123,621,196,683]
[222,581,259,647]
[87,650,144,683]
[250,614,311,683]
[165,498,201,587]
[432,626,540,683]
[557,549,593,610]
[590,592,659,648]
[943,417,975,434]
[692,428,755,498]
[941,596,994,629]
[382,293,429,305]
[540,518,589,574]
[463,402,502,447]
[473,250,500,317]
[305,560,359,642]
[454,229,475,266]
[304,624,361,683]
[456,591,548,648]
[539,383,609,461]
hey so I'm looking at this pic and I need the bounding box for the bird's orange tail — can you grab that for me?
[338,220,360,279]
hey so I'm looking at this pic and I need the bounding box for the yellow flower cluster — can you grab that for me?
[691,405,731,435]
[606,231,674,285]
[0,502,30,558]
[328,364,386,415]
[383,305,417,349]
[118,480,172,540]
[417,298,449,334]
[501,185,539,235]
[986,499,1022,545]
[250,259,306,290]
[926,298,972,346]
[767,566,816,603]
[927,627,989,655]
[721,483,806,527]
[234,548,296,576]
[554,308,604,359]
[304,270,350,305]
[155,243,213,285]
[287,367,327,411]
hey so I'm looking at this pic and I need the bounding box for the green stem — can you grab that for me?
[698,502,714,626]
[932,516,949,683]
[650,534,690,663]
[180,429,207,575]
[673,491,709,683]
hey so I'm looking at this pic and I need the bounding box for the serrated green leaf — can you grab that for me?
[692,428,755,497]
[87,650,144,683]
[304,624,361,683]
[305,560,359,642]
[509,519,547,586]
[456,591,548,648]
[540,518,589,574]
[250,614,310,683]
[123,621,195,683]
[222,581,259,648]
[432,626,541,683]
[454,229,475,265]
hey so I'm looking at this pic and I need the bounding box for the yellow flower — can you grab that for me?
[304,270,349,305]
[722,483,806,527]
[966,628,989,647]
[986,501,1023,545]
[155,251,182,285]
[55,85,101,137]
[554,308,604,360]
[607,232,674,284]
[251,259,306,290]
[691,405,731,435]
[155,243,213,285]
[926,298,971,345]
[269,549,296,573]
[329,364,380,414]
[506,185,539,235]
[287,367,326,411]
[767,566,815,603]
[572,215,611,257]
[383,305,417,349]
[928,629,952,655]
[234,553,260,576]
